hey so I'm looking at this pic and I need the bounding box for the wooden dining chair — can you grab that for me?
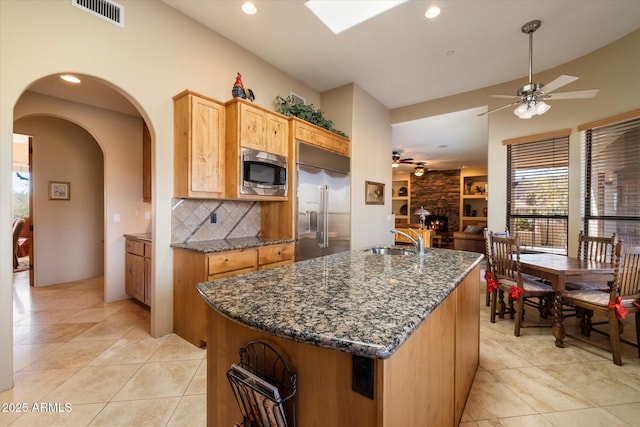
[561,243,640,365]
[489,233,555,336]
[565,231,618,291]
[483,229,508,306]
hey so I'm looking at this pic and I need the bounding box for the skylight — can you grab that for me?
[305,0,408,34]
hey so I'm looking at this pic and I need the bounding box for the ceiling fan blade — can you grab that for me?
[542,75,579,94]
[478,101,520,116]
[547,89,600,100]
[490,94,518,99]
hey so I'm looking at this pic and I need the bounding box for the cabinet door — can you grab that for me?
[190,96,225,194]
[265,114,289,156]
[239,103,266,150]
[125,252,145,303]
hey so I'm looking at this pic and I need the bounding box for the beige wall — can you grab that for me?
[14,115,105,286]
[14,91,149,295]
[392,30,640,254]
[0,0,324,391]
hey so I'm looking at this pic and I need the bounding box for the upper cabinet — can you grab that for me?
[229,99,289,156]
[173,90,225,199]
[224,98,290,200]
[292,117,350,156]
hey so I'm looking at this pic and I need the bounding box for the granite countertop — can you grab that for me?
[197,246,483,359]
[171,236,294,253]
[124,233,152,243]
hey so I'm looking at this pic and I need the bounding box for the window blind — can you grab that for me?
[582,116,640,245]
[507,136,569,254]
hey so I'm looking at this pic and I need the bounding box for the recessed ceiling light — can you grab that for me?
[241,1,257,15]
[305,0,408,35]
[60,75,81,84]
[445,50,455,56]
[425,6,441,19]
[438,145,448,148]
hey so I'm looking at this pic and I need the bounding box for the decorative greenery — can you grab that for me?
[274,95,348,137]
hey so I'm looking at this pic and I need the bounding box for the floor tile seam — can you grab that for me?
[538,406,635,427]
[496,365,602,411]
[182,358,206,396]
[86,338,171,366]
[480,369,540,415]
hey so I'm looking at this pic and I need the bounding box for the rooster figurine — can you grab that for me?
[231,72,255,101]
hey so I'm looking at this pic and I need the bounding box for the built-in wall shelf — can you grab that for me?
[460,175,488,231]
[392,173,411,225]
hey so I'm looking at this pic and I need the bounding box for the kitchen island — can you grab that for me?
[198,246,483,426]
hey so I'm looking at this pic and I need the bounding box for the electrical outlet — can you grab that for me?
[210,212,217,223]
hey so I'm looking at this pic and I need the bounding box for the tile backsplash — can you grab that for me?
[171,199,260,243]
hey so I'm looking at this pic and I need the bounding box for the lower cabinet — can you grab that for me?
[173,242,294,347]
[125,238,151,306]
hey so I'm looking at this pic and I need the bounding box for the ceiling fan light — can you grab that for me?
[414,166,424,176]
[392,162,399,168]
[535,101,551,115]
[514,104,534,119]
[514,103,528,115]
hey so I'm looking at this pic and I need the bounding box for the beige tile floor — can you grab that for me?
[2,268,639,426]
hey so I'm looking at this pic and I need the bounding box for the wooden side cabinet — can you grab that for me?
[125,238,151,306]
[173,243,294,347]
[224,98,290,200]
[292,117,350,156]
[227,98,289,156]
[173,90,225,198]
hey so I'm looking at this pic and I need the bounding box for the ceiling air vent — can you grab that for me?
[72,0,124,28]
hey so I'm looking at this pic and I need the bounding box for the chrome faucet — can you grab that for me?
[391,228,425,256]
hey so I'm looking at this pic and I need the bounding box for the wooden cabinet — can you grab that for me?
[224,98,290,200]
[460,174,488,231]
[394,228,433,247]
[173,242,294,347]
[173,90,225,198]
[392,173,411,225]
[292,117,350,156]
[258,243,294,269]
[125,238,151,306]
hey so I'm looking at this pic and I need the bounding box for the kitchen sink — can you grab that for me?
[364,247,416,256]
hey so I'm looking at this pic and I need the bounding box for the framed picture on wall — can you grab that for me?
[365,181,385,205]
[48,181,70,200]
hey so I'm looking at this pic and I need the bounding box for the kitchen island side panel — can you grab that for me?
[205,264,480,426]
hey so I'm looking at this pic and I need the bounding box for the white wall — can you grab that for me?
[14,116,104,285]
[0,0,324,391]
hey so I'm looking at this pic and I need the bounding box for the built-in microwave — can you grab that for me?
[240,148,288,196]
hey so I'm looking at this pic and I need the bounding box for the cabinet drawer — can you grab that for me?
[207,249,257,275]
[258,243,294,266]
[144,243,152,258]
[126,240,145,256]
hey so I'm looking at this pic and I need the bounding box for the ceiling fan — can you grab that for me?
[482,19,599,119]
[392,151,416,168]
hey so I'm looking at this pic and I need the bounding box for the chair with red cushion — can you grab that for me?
[489,233,555,336]
[562,243,640,365]
[565,231,618,291]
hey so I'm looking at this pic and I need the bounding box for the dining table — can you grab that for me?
[518,253,615,348]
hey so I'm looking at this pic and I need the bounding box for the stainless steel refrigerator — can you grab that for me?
[295,142,351,261]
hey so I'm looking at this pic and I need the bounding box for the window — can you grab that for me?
[581,113,640,245]
[506,133,569,254]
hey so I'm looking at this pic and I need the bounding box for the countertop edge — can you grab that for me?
[197,248,484,359]
[171,237,294,253]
